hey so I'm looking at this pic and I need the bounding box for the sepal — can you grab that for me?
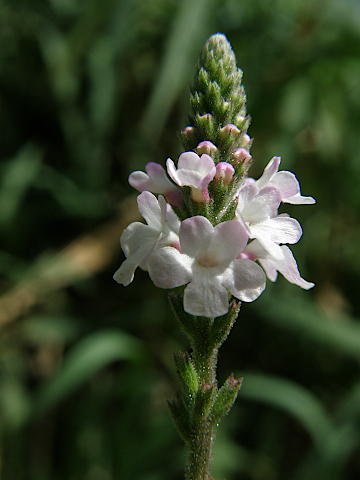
[210,373,243,425]
[174,352,199,404]
[168,397,191,444]
[193,382,217,421]
[168,291,196,339]
[208,299,241,347]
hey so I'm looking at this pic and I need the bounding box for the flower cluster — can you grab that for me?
[114,146,315,318]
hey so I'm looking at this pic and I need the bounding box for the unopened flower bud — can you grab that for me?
[235,114,245,124]
[196,141,218,157]
[220,123,241,136]
[199,113,212,121]
[232,148,252,165]
[181,126,195,138]
[215,162,235,183]
[242,133,251,146]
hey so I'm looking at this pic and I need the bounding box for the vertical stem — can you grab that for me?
[185,318,218,480]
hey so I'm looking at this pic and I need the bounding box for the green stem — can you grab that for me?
[186,318,218,480]
[168,295,242,480]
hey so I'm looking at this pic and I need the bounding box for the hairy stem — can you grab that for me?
[185,318,217,480]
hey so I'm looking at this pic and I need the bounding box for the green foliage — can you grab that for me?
[1,0,360,479]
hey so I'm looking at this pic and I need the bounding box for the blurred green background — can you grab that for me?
[1,0,360,479]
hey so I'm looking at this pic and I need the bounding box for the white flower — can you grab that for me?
[128,162,182,207]
[239,240,314,290]
[166,151,216,190]
[147,216,266,318]
[255,156,316,205]
[236,183,302,260]
[113,191,180,286]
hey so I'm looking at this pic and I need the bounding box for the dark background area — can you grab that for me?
[1,0,360,479]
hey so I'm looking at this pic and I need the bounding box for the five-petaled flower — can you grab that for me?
[147,216,266,317]
[113,148,315,317]
[167,151,216,203]
[113,191,180,286]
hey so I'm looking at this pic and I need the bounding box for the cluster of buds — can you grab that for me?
[113,35,315,318]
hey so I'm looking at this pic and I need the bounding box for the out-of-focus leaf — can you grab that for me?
[279,77,313,133]
[336,382,360,422]
[32,330,145,416]
[0,380,31,433]
[0,143,42,225]
[256,295,360,362]
[140,0,216,146]
[21,314,82,345]
[34,164,107,216]
[240,372,333,452]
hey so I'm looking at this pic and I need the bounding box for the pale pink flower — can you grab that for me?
[167,152,216,204]
[147,216,266,317]
[166,152,216,190]
[236,183,302,260]
[239,240,314,289]
[255,157,315,205]
[113,192,180,286]
[128,162,182,207]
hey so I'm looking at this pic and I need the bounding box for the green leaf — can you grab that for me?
[32,330,144,416]
[140,0,216,146]
[240,372,334,452]
[257,295,360,362]
[0,143,42,225]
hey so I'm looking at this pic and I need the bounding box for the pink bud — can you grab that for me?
[196,141,218,157]
[220,123,241,136]
[242,133,251,146]
[181,126,195,137]
[232,148,252,165]
[215,162,235,183]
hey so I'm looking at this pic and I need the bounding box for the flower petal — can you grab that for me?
[184,272,229,317]
[113,240,156,286]
[147,247,192,289]
[180,216,214,257]
[120,222,159,257]
[128,170,153,192]
[207,220,248,264]
[255,156,281,189]
[236,183,259,213]
[136,191,163,230]
[241,186,281,223]
[260,246,314,289]
[167,152,216,189]
[271,171,300,198]
[284,193,316,205]
[222,259,266,302]
[249,216,302,259]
